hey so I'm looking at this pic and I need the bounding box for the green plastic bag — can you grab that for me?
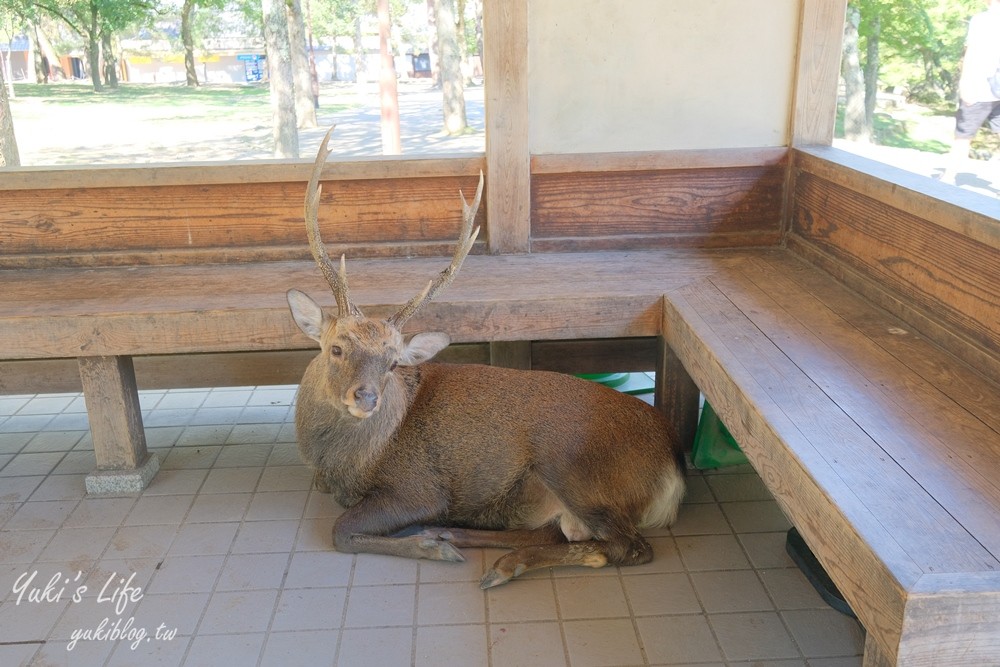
[691,401,747,469]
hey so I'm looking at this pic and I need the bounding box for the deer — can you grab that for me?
[286,128,686,588]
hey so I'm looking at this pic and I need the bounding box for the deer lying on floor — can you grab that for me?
[287,129,685,588]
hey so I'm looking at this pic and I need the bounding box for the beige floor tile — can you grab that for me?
[303,490,343,519]
[186,493,252,523]
[148,555,226,594]
[337,626,413,667]
[555,575,629,620]
[415,624,489,667]
[1,475,44,502]
[738,531,796,569]
[0,597,70,644]
[676,533,752,571]
[419,547,484,583]
[710,611,800,661]
[245,490,308,521]
[417,581,486,625]
[670,503,731,536]
[215,552,289,591]
[722,500,793,533]
[759,567,829,610]
[201,467,263,494]
[343,584,415,627]
[133,591,211,635]
[271,587,347,631]
[260,630,340,667]
[36,526,116,563]
[782,609,865,658]
[487,576,559,622]
[284,550,354,588]
[26,473,88,501]
[160,445,221,470]
[691,570,774,613]
[707,472,775,502]
[105,632,191,667]
[636,614,724,664]
[168,522,240,556]
[353,552,419,585]
[33,636,117,667]
[106,524,178,560]
[562,618,643,667]
[124,494,194,526]
[63,497,136,529]
[488,622,566,666]
[142,468,208,496]
[199,590,278,634]
[231,519,300,554]
[5,499,78,530]
[807,656,864,667]
[185,632,266,665]
[258,465,312,492]
[622,572,701,616]
[295,518,333,551]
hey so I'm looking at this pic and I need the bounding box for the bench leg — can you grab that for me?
[655,336,700,452]
[490,341,532,370]
[862,634,895,667]
[79,356,159,494]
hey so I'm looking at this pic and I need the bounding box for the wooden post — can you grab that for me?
[789,0,849,146]
[483,0,530,253]
[655,335,700,452]
[490,341,532,370]
[79,356,159,493]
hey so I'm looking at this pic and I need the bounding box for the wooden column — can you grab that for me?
[483,0,530,254]
[789,0,849,146]
[490,341,532,370]
[655,335,700,452]
[79,356,159,493]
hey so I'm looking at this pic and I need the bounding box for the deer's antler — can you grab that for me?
[305,126,363,318]
[387,171,483,329]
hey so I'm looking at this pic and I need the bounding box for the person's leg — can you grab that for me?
[941,101,991,182]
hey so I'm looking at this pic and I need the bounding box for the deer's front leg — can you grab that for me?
[332,493,464,562]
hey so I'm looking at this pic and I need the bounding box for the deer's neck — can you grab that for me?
[296,365,420,503]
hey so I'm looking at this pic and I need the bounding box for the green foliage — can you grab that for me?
[850,0,983,104]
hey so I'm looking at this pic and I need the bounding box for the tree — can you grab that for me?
[842,5,871,141]
[262,0,298,156]
[286,0,316,127]
[35,0,159,92]
[0,59,20,167]
[376,0,400,153]
[434,0,466,135]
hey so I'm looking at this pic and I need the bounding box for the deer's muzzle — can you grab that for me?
[346,386,379,419]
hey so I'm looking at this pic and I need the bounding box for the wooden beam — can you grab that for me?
[790,0,848,145]
[655,333,700,453]
[490,341,532,370]
[483,0,530,253]
[77,355,150,472]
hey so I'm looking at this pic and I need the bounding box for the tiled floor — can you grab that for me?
[0,385,865,666]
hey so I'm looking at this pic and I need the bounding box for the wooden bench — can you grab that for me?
[2,145,998,664]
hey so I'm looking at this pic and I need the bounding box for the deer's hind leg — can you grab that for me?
[479,523,654,589]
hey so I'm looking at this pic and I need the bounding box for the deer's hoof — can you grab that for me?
[479,568,512,589]
[420,538,465,562]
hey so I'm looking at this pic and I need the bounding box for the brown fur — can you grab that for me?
[288,291,686,588]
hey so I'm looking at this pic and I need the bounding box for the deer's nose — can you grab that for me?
[354,388,378,413]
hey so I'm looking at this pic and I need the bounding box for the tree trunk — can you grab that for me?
[435,0,467,135]
[88,2,103,92]
[841,6,869,142]
[182,0,199,86]
[286,0,317,128]
[102,31,119,88]
[863,11,880,138]
[262,0,299,157]
[0,62,21,167]
[377,0,401,154]
[353,14,367,86]
[31,24,49,84]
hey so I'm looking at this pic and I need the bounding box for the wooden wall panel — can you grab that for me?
[790,171,1000,361]
[0,174,486,267]
[531,165,785,251]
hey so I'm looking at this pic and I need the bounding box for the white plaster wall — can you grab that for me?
[528,0,800,153]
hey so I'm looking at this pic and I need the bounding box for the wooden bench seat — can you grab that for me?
[661,250,1000,665]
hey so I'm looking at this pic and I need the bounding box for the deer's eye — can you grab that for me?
[389,361,399,372]
[330,345,343,357]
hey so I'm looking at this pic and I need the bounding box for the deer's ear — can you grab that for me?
[400,332,451,365]
[287,289,328,342]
